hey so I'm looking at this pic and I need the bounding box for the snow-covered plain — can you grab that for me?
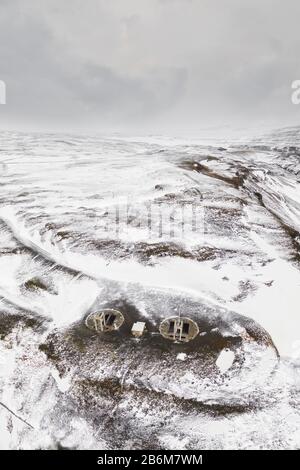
[0,127,299,449]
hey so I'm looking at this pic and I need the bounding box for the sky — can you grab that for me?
[0,0,300,134]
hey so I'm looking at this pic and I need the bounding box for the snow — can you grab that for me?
[216,349,235,373]
[176,353,187,361]
[0,128,300,449]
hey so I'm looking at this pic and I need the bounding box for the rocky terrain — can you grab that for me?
[0,128,299,449]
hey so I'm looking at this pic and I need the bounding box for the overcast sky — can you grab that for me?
[0,0,300,134]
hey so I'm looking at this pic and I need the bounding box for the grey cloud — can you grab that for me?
[0,0,299,132]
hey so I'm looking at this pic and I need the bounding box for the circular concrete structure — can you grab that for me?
[159,316,199,343]
[85,309,124,333]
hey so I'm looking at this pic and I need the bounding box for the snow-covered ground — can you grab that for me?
[0,127,299,449]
